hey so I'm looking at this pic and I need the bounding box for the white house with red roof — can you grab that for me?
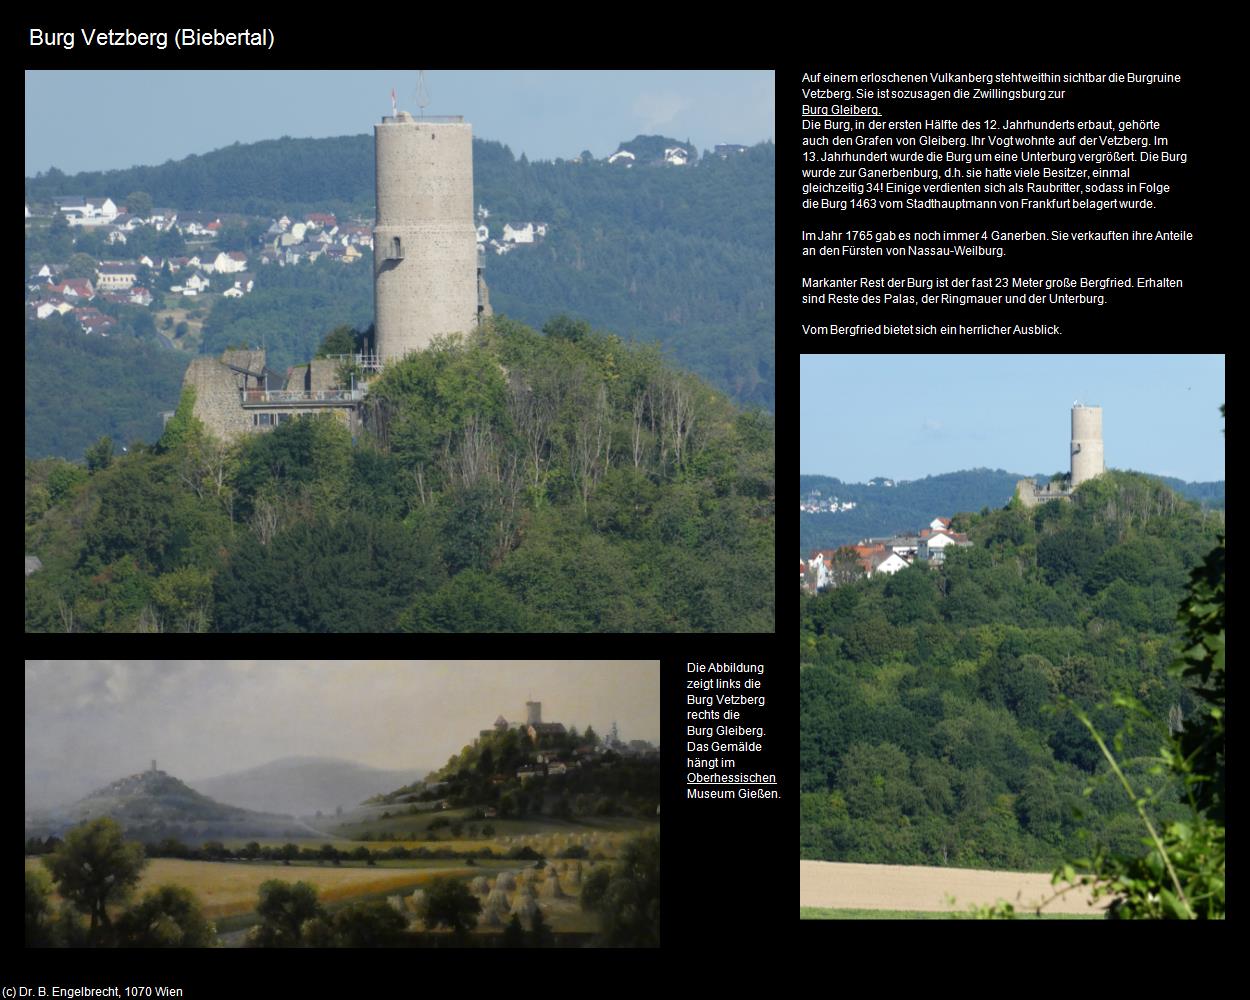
[49,278,95,300]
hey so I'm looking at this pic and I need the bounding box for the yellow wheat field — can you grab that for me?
[27,858,476,919]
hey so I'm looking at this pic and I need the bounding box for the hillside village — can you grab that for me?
[23,194,551,341]
[22,134,756,345]
[802,515,973,591]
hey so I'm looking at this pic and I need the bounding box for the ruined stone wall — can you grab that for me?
[184,356,254,441]
[1015,478,1072,508]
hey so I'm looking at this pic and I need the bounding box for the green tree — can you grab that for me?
[115,885,216,947]
[416,876,481,937]
[46,211,73,257]
[332,899,409,947]
[502,913,525,947]
[527,906,555,947]
[543,314,590,342]
[252,880,323,946]
[124,191,153,219]
[316,325,357,357]
[85,435,114,473]
[399,569,531,632]
[64,252,99,281]
[25,868,57,947]
[579,834,659,946]
[42,818,147,938]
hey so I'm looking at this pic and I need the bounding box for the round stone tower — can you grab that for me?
[1071,404,1104,487]
[373,111,480,362]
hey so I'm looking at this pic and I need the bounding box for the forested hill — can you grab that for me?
[799,469,1023,553]
[800,469,1225,553]
[27,135,775,410]
[800,470,1225,871]
[26,323,188,460]
[25,318,774,634]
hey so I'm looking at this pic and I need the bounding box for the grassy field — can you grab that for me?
[801,907,1103,920]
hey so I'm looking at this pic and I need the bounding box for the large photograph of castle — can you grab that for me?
[25,70,776,634]
[25,660,660,948]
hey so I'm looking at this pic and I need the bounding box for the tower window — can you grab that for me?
[391,236,402,259]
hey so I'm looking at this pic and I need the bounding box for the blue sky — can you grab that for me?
[24,70,774,176]
[800,354,1225,483]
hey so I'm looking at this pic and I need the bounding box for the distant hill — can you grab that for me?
[800,469,1023,553]
[190,756,429,817]
[26,133,774,412]
[25,321,189,460]
[800,469,1225,553]
[25,767,309,842]
[1151,475,1225,510]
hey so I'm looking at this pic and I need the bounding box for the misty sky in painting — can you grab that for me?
[25,660,658,811]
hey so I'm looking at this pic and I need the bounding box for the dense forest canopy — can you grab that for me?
[25,321,188,460]
[800,471,1223,871]
[25,317,774,633]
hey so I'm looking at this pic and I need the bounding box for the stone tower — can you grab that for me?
[373,111,481,362]
[526,701,542,726]
[1071,404,1105,487]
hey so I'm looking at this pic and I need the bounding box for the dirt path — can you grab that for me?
[799,860,1111,915]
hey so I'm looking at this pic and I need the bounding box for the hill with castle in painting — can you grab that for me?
[24,763,310,842]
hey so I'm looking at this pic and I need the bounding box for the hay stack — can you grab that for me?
[496,871,517,890]
[485,885,511,911]
[471,876,491,895]
[478,906,504,928]
[510,894,539,925]
[539,874,565,898]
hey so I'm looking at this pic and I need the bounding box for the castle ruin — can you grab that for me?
[182,95,486,441]
[1016,403,1106,507]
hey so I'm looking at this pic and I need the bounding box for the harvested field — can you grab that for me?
[799,861,1112,916]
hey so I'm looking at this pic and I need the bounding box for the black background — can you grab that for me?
[20,16,1227,991]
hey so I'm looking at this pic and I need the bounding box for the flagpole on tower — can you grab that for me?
[390,85,397,117]
[416,69,429,118]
